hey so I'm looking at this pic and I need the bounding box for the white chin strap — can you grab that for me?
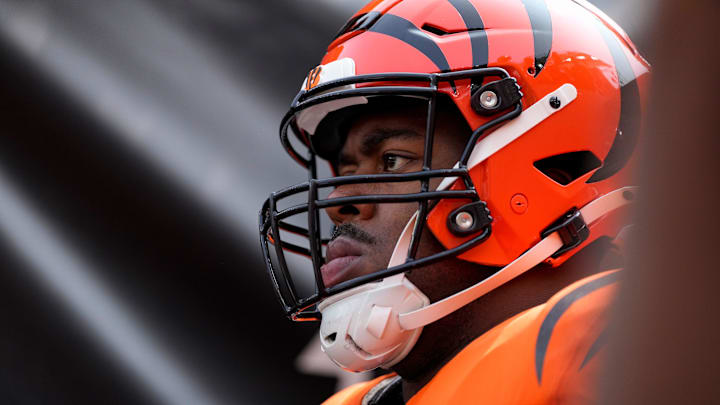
[318,186,635,372]
[317,215,429,372]
[397,186,635,330]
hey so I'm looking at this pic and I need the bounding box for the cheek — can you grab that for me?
[369,201,418,256]
[431,133,466,169]
[369,179,423,194]
[374,201,418,234]
[364,182,438,265]
[368,182,433,251]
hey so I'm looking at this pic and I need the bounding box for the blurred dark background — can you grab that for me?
[0,1,652,404]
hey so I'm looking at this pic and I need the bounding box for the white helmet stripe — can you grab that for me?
[437,83,578,191]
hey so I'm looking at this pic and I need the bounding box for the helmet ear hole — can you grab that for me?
[533,151,602,186]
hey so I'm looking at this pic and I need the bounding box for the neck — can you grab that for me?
[394,238,617,401]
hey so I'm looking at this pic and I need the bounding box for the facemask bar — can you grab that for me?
[259,67,522,321]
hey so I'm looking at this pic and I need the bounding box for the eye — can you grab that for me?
[382,154,413,172]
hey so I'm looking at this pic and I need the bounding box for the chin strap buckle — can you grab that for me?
[540,208,590,258]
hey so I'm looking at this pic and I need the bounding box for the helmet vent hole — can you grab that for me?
[334,12,381,40]
[533,151,601,186]
[421,23,449,36]
[324,333,337,344]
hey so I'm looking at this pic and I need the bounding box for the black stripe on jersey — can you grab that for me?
[520,0,552,77]
[579,326,609,370]
[586,18,642,183]
[369,14,451,72]
[447,0,489,68]
[535,271,620,384]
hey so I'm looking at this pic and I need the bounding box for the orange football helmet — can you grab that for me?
[259,0,649,371]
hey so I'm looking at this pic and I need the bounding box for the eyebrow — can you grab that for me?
[337,128,423,166]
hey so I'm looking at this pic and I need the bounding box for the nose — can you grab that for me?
[325,184,376,225]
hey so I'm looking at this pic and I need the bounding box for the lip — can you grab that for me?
[321,237,366,287]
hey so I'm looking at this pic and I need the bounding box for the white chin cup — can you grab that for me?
[317,274,429,372]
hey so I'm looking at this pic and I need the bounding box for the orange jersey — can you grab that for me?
[324,270,620,405]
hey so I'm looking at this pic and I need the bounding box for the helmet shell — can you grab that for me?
[318,0,649,266]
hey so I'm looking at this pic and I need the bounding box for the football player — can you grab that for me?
[259,0,650,403]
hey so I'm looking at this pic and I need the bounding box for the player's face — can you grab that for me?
[321,106,466,288]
